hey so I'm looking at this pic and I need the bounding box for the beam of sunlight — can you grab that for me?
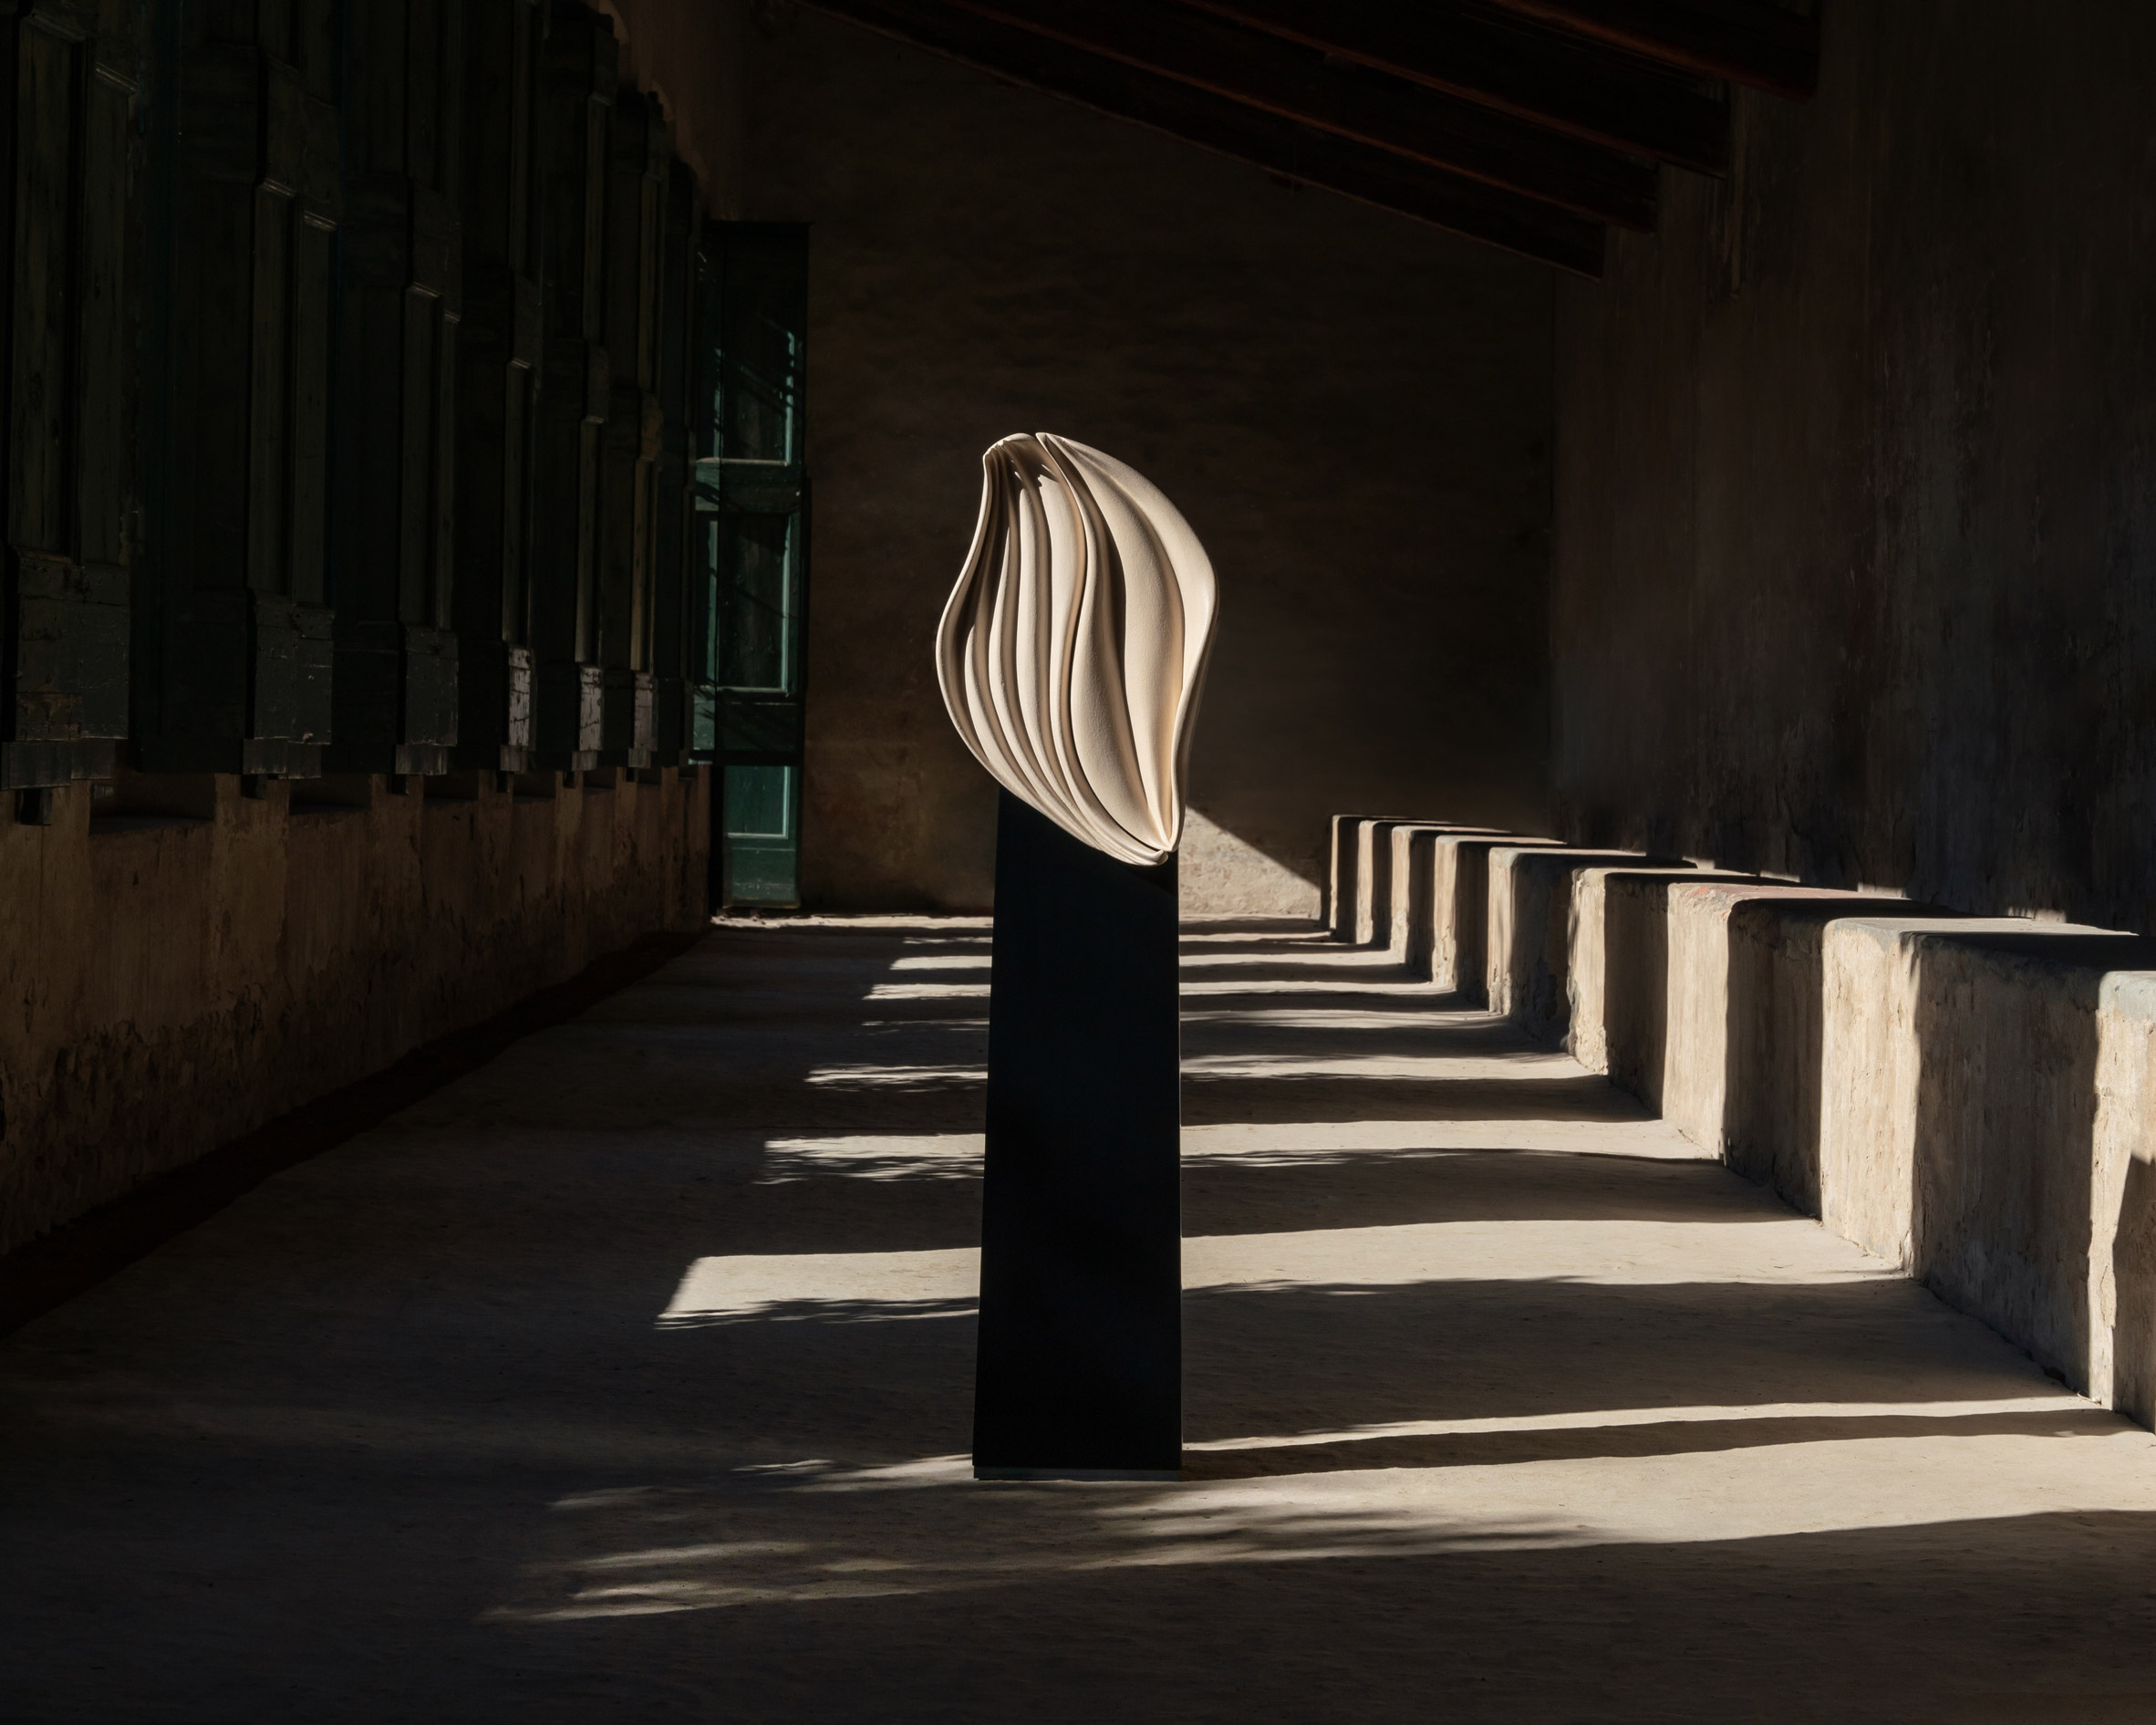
[1180,1120,1707,1162]
[806,1061,986,1087]
[494,1420,2156,1622]
[759,1134,983,1182]
[658,1248,979,1326]
[758,1123,1701,1179]
[1183,1220,1892,1289]
[890,953,992,971]
[866,982,990,999]
[1178,949,1419,971]
[658,1211,1885,1332]
[1183,1396,2095,1454]
[1181,1006,1509,1030]
[1181,977,1468,997]
[1182,1051,1578,1081]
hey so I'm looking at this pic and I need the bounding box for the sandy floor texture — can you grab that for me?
[5,917,2156,1722]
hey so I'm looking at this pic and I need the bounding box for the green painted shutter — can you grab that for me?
[328,0,464,776]
[648,156,697,767]
[528,0,610,772]
[693,222,807,908]
[140,0,340,777]
[451,0,543,772]
[593,86,663,766]
[1,0,141,794]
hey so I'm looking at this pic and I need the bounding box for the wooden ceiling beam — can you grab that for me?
[800,0,1608,276]
[937,0,1657,230]
[1483,0,1820,100]
[1174,0,1728,175]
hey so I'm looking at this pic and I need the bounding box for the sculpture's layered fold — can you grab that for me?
[936,433,1217,867]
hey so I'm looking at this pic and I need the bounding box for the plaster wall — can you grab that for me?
[1553,2,2156,929]
[0,771,710,1253]
[724,7,1554,910]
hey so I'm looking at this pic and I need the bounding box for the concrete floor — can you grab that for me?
[6,919,2156,1722]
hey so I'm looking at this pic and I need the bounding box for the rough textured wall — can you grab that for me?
[602,0,748,212]
[732,8,1553,911]
[0,771,709,1253]
[1554,3,2156,930]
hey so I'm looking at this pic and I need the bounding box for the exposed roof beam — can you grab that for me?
[938,0,1657,230]
[801,0,1608,276]
[1175,0,1728,175]
[1484,0,1820,100]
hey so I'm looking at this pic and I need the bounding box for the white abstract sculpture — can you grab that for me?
[936,433,1218,868]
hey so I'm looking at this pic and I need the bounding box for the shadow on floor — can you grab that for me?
[3,918,2152,1724]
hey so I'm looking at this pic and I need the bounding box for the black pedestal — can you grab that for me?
[972,791,1182,1480]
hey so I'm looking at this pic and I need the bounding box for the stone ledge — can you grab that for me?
[1487,846,1687,1043]
[1428,832,1559,999]
[1821,919,2156,1415]
[1570,866,1759,1079]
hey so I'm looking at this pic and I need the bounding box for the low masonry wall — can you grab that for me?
[1570,866,1755,1080]
[1,770,710,1256]
[1487,847,1687,1045]
[1338,806,2156,1434]
[1427,833,1558,1000]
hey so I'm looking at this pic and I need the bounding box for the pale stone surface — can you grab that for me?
[1429,832,1557,998]
[1486,846,1674,1041]
[1570,867,1754,1081]
[1353,818,1411,946]
[2097,975,2156,1424]
[1325,812,1398,940]
[7,917,2156,1720]
[1819,920,2156,1396]
[1387,824,1495,972]
[1177,807,1320,919]
[1654,886,1953,1211]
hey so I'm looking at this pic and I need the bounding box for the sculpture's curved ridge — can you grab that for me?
[936,433,1217,867]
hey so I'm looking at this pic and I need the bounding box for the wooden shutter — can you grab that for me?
[648,157,697,768]
[594,86,663,766]
[140,0,339,776]
[529,0,611,772]
[451,0,544,774]
[693,223,808,906]
[0,0,141,795]
[327,0,465,776]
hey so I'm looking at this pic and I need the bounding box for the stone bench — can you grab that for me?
[1486,846,1688,1044]
[1427,832,1559,1001]
[1569,865,1760,1076]
[1820,918,2156,1417]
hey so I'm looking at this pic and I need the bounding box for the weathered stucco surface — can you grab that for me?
[1553,2,2156,929]
[1653,884,1945,1213]
[1429,834,1555,1000]
[1816,920,2144,1389]
[1471,853,2156,1433]
[0,772,710,1253]
[736,9,1553,910]
[1570,867,1750,1084]
[1487,847,1673,1044]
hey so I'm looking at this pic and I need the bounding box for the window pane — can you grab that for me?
[718,513,794,691]
[724,764,798,906]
